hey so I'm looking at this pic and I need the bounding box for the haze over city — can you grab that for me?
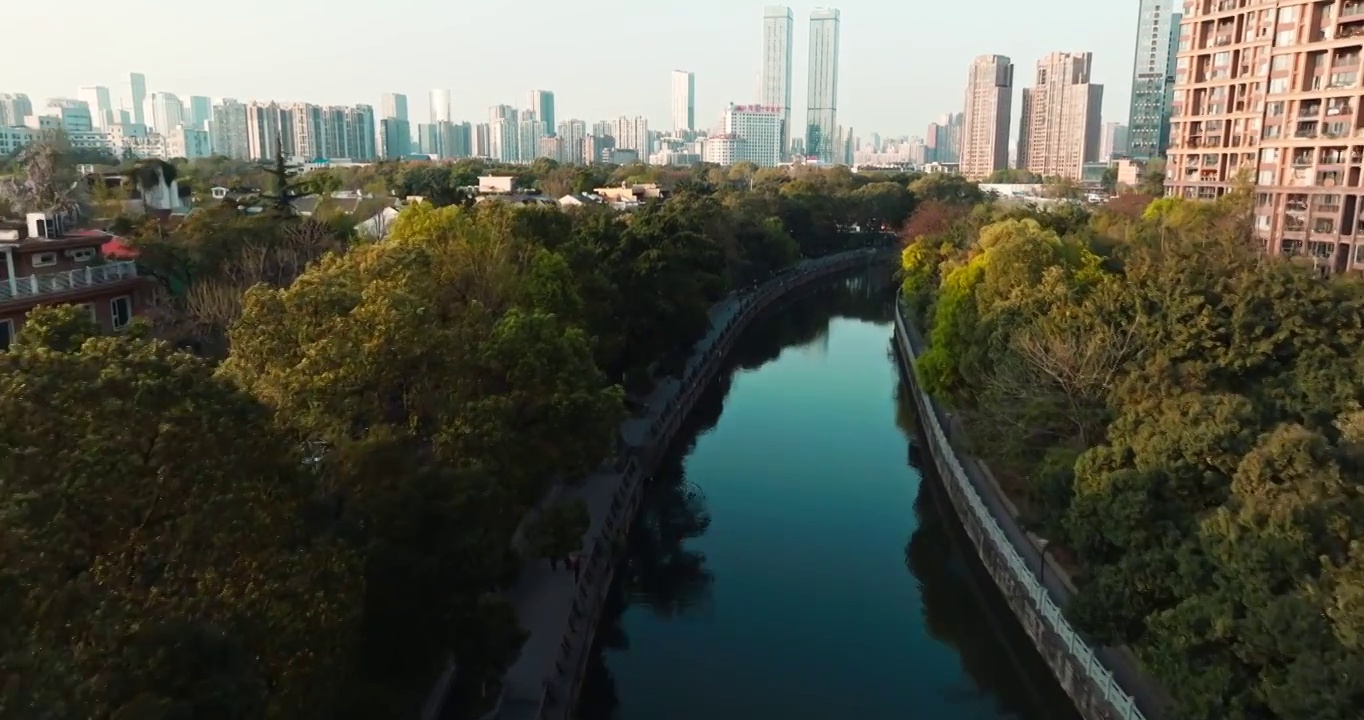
[12,0,1133,134]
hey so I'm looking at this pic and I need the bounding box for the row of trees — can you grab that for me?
[901,189,1364,720]
[3,146,919,717]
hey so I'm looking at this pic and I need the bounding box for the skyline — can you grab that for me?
[13,0,1135,137]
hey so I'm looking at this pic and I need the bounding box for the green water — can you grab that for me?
[576,271,1081,720]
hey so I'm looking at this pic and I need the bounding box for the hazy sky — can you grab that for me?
[12,0,1136,137]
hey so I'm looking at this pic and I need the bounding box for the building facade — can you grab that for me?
[430,89,451,123]
[761,5,795,156]
[960,54,1015,179]
[672,70,696,133]
[806,7,841,163]
[724,104,784,166]
[528,91,555,135]
[1101,121,1130,161]
[1020,51,1103,180]
[126,73,147,128]
[1169,0,1364,271]
[1128,0,1183,159]
[78,86,114,128]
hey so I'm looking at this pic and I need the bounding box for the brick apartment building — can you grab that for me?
[0,210,150,350]
[1168,0,1364,274]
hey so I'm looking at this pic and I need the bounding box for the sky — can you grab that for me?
[10,0,1136,139]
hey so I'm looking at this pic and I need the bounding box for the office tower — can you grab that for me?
[430,89,451,123]
[1127,0,1181,160]
[528,91,555,135]
[1019,52,1102,180]
[518,110,547,163]
[761,6,795,155]
[379,93,410,158]
[45,99,94,133]
[382,93,408,121]
[441,121,472,159]
[960,54,1014,179]
[151,92,184,133]
[78,86,114,128]
[1100,121,1129,162]
[927,112,964,164]
[187,96,212,130]
[0,93,33,126]
[127,72,147,127]
[805,8,841,163]
[672,70,696,134]
[490,105,519,163]
[210,99,250,159]
[723,104,783,167]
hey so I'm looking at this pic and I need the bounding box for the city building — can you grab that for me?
[558,119,588,164]
[126,73,147,127]
[518,110,546,163]
[187,96,212,130]
[78,86,114,128]
[528,91,555,135]
[165,126,212,159]
[1169,0,1364,271]
[0,93,34,126]
[430,89,451,123]
[150,92,183,134]
[1100,121,1130,162]
[1018,51,1103,180]
[723,104,784,166]
[761,6,795,155]
[0,126,33,155]
[490,104,518,163]
[926,112,964,164]
[44,99,94,134]
[0,210,150,350]
[1127,0,1182,160]
[960,54,1014,179]
[672,70,696,134]
[805,7,841,163]
[246,101,283,160]
[381,93,408,122]
[612,116,651,159]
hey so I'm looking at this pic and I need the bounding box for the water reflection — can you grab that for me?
[577,270,1077,720]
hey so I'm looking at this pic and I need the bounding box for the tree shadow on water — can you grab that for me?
[577,270,900,720]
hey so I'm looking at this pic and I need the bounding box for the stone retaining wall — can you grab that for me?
[891,302,1156,720]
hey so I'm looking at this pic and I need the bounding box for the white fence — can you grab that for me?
[0,261,139,302]
[894,302,1147,720]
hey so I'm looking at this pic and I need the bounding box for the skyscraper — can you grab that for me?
[1126,0,1181,160]
[760,6,794,155]
[1100,121,1130,162]
[127,72,147,127]
[805,7,841,163]
[1020,52,1103,180]
[210,99,250,159]
[188,96,212,130]
[381,93,409,121]
[430,89,451,123]
[528,91,555,135]
[380,93,410,158]
[78,86,114,128]
[151,92,184,133]
[960,54,1014,179]
[671,70,696,134]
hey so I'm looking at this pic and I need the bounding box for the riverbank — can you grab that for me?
[477,249,888,720]
[891,301,1169,720]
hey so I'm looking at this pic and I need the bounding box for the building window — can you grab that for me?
[31,252,57,268]
[0,318,11,351]
[70,248,96,263]
[110,296,132,330]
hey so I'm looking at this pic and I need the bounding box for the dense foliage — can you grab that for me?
[901,190,1364,720]
[2,155,916,718]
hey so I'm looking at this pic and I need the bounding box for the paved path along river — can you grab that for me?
[575,271,1083,720]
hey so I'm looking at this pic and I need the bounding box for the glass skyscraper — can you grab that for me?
[805,7,841,163]
[1126,0,1181,160]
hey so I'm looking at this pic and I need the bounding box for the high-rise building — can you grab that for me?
[380,93,410,158]
[805,7,841,163]
[246,101,283,160]
[430,89,451,123]
[518,109,547,163]
[558,119,588,164]
[671,70,696,134]
[78,86,114,128]
[347,105,377,161]
[1168,0,1364,270]
[490,104,518,163]
[723,104,783,167]
[0,93,33,126]
[612,116,651,159]
[382,93,408,121]
[210,99,250,160]
[1127,0,1182,160]
[960,54,1014,179]
[127,73,147,127]
[151,92,183,134]
[46,99,94,134]
[927,112,964,164]
[1100,121,1130,162]
[187,96,212,130]
[1019,52,1103,180]
[528,91,555,135]
[290,103,325,159]
[441,121,472,159]
[761,6,795,155]
[472,123,492,158]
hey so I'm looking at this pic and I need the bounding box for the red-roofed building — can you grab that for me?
[0,211,152,350]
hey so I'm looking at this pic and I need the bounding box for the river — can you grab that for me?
[574,270,1082,720]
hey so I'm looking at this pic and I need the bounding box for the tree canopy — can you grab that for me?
[900,189,1364,720]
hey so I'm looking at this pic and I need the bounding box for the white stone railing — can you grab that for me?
[894,300,1148,720]
[0,261,139,302]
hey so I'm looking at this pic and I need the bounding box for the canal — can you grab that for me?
[575,270,1082,720]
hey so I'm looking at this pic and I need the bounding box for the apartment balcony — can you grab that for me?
[1345,1,1364,19]
[0,261,139,304]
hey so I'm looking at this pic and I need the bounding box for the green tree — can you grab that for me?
[524,499,591,569]
[0,305,361,719]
